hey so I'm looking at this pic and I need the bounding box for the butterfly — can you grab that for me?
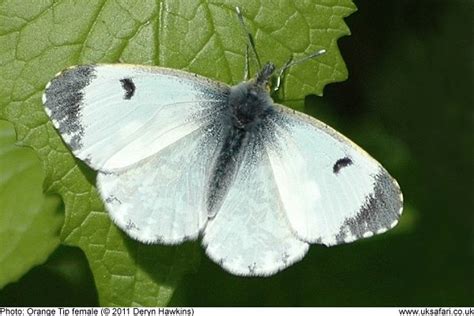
[42,8,403,277]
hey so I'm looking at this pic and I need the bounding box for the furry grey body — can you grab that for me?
[207,66,277,216]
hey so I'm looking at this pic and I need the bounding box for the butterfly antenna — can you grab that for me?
[235,6,262,69]
[274,49,327,92]
[243,44,250,81]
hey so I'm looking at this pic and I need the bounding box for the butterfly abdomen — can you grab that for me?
[206,81,275,217]
[206,125,248,218]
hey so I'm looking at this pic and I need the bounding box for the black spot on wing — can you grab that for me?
[335,169,403,244]
[333,157,353,174]
[120,78,135,100]
[43,65,96,150]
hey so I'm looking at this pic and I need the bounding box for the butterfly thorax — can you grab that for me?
[229,80,274,131]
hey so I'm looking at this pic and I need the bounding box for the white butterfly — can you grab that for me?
[42,17,403,278]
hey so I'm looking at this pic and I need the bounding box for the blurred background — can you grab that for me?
[1,0,472,306]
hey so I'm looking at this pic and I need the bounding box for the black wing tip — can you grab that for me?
[42,65,97,151]
[42,65,96,105]
[334,168,403,244]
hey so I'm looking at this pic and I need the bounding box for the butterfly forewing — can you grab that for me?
[43,64,229,171]
[265,105,403,246]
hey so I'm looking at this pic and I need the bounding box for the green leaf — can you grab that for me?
[0,0,355,306]
[0,120,63,288]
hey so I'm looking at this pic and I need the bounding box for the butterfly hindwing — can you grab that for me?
[265,105,403,246]
[97,125,226,244]
[202,131,309,276]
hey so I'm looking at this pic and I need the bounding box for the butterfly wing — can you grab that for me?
[202,102,402,276]
[265,104,403,246]
[202,131,309,276]
[43,64,230,243]
[43,64,229,171]
[97,124,225,244]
